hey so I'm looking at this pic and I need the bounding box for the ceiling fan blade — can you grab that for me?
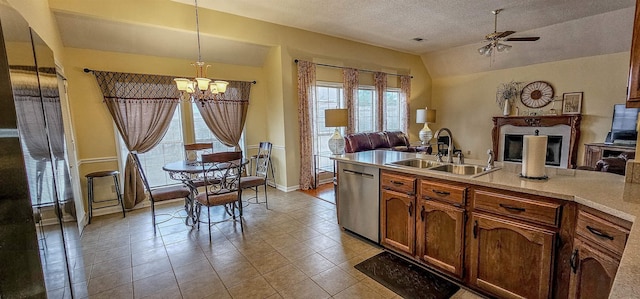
[506,37,540,42]
[496,31,515,39]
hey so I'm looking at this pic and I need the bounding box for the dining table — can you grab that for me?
[162,159,249,226]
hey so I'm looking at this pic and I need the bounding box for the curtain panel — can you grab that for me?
[297,61,316,190]
[342,68,359,135]
[374,72,387,131]
[196,81,251,150]
[400,75,411,133]
[93,71,180,208]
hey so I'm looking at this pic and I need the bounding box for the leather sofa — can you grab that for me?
[344,131,417,153]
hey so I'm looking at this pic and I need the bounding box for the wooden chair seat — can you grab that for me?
[195,190,238,206]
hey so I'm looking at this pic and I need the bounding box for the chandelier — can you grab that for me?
[174,0,228,106]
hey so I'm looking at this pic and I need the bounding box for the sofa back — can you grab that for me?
[344,131,409,153]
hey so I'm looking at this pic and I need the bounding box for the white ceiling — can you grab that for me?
[51,0,637,76]
[172,0,635,54]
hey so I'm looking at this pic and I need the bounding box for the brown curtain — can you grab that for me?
[343,68,359,135]
[196,81,251,150]
[374,72,387,131]
[93,71,180,208]
[400,75,411,133]
[297,60,316,190]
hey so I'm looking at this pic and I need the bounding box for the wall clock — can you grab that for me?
[520,81,554,108]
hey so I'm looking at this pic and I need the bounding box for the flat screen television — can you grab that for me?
[605,104,639,144]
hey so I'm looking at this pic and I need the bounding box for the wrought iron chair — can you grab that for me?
[195,151,244,242]
[131,151,192,232]
[184,143,214,188]
[241,142,272,209]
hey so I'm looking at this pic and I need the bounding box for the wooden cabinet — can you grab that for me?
[627,0,640,107]
[381,189,415,255]
[416,198,465,278]
[582,143,635,168]
[568,208,631,299]
[380,171,417,256]
[568,238,620,299]
[469,212,556,299]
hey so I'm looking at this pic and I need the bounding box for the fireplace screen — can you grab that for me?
[504,134,562,166]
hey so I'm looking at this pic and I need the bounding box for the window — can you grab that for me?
[314,83,344,171]
[355,87,376,133]
[384,88,403,131]
[117,103,246,189]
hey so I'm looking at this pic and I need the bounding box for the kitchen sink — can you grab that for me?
[429,164,488,176]
[389,159,445,168]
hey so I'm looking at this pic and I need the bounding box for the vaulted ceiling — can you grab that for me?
[51,0,637,77]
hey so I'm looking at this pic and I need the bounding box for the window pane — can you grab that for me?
[356,88,375,133]
[192,103,236,152]
[118,105,183,188]
[384,89,402,131]
[314,84,343,170]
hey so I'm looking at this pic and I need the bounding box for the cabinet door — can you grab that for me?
[381,189,415,255]
[416,199,464,278]
[568,238,620,299]
[469,213,555,299]
[629,0,640,107]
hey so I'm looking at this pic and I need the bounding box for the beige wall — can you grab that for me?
[431,52,631,165]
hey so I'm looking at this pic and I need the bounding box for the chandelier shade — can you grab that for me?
[174,0,229,105]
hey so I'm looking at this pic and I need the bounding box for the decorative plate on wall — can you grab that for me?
[520,81,554,108]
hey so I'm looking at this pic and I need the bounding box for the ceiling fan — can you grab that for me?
[478,9,540,56]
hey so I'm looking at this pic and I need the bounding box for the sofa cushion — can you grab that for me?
[369,132,391,149]
[386,131,410,147]
[345,133,374,153]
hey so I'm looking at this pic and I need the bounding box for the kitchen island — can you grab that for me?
[332,150,640,299]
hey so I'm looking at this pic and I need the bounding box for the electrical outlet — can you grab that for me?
[466,150,471,155]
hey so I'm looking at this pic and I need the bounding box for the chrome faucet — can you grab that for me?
[457,152,464,165]
[486,149,495,170]
[433,128,454,163]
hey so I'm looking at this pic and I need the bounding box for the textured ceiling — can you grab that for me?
[172,0,635,54]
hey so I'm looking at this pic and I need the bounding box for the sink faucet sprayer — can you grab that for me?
[433,128,454,163]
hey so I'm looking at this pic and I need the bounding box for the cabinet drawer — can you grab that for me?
[381,172,416,195]
[576,210,629,256]
[473,190,561,227]
[420,180,466,206]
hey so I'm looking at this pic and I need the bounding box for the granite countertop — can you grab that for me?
[332,150,640,298]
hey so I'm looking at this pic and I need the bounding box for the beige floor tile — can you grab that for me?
[248,251,291,274]
[90,256,131,279]
[140,284,181,299]
[262,264,308,291]
[132,271,178,298]
[310,266,359,295]
[276,277,330,299]
[301,235,340,252]
[333,282,389,299]
[89,282,133,299]
[132,256,173,281]
[226,276,277,299]
[179,274,229,299]
[276,243,316,262]
[360,277,398,298]
[291,253,336,277]
[132,247,168,267]
[216,261,261,288]
[87,268,132,295]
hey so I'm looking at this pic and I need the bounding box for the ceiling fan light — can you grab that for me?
[496,43,512,53]
[478,44,491,56]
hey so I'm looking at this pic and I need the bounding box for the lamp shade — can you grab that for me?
[325,109,348,127]
[426,110,436,123]
[416,108,436,123]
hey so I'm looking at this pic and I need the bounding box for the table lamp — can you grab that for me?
[416,107,436,145]
[325,109,348,155]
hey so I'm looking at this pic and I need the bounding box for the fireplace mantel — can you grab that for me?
[491,115,582,168]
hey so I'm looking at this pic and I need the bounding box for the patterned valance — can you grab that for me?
[92,71,181,103]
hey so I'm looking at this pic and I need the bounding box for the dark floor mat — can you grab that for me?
[355,251,460,299]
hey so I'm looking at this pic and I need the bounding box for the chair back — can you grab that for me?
[255,142,272,178]
[130,151,153,198]
[201,151,243,195]
[184,142,213,162]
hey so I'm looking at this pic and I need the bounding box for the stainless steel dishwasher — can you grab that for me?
[337,162,380,243]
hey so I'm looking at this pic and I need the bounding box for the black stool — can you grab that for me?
[86,170,125,224]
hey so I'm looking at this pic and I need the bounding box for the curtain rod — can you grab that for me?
[83,68,257,84]
[293,59,413,78]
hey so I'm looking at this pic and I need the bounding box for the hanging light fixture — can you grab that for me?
[174,0,228,106]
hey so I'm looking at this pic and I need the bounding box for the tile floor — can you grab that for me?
[53,188,483,298]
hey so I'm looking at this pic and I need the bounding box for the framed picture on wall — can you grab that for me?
[562,92,583,115]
